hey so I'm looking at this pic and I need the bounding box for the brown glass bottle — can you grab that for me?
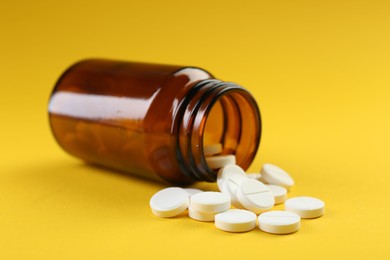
[48,59,261,185]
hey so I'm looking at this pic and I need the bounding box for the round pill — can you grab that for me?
[204,143,223,156]
[236,179,275,214]
[215,209,257,232]
[149,187,189,218]
[206,155,236,169]
[190,191,231,213]
[188,207,217,222]
[285,196,325,218]
[260,163,295,190]
[266,184,287,204]
[217,164,248,208]
[185,188,203,196]
[258,211,301,234]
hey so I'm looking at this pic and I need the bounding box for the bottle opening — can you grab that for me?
[177,80,261,182]
[202,90,261,176]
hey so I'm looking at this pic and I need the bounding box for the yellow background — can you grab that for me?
[1,0,390,258]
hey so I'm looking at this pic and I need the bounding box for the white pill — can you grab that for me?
[247,173,262,180]
[266,184,287,204]
[150,187,189,218]
[206,155,236,169]
[258,211,301,234]
[285,196,325,218]
[190,191,231,213]
[217,164,248,208]
[185,188,203,196]
[215,209,257,232]
[204,143,223,156]
[188,207,217,222]
[260,163,295,189]
[236,179,275,214]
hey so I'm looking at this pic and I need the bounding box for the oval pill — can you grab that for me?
[206,155,236,169]
[190,191,231,213]
[285,196,325,218]
[236,179,275,214]
[260,163,295,189]
[150,187,189,218]
[258,211,301,234]
[215,209,257,232]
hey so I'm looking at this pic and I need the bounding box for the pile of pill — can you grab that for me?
[150,145,325,234]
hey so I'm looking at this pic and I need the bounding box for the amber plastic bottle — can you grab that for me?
[48,59,261,184]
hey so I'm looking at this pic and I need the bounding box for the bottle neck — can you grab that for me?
[174,79,261,182]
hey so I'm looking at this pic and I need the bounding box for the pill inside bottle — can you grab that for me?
[48,59,261,184]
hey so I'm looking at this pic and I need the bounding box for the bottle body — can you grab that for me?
[49,59,261,184]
